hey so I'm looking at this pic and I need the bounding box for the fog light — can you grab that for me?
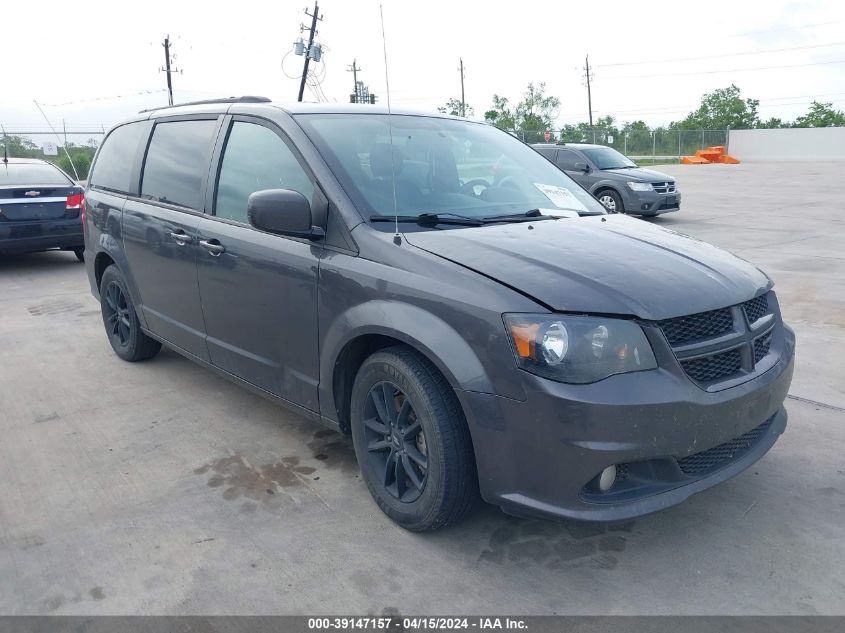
[598,465,617,492]
[641,203,651,211]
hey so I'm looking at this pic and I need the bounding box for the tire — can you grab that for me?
[596,189,624,214]
[99,265,161,362]
[73,247,85,262]
[350,346,479,531]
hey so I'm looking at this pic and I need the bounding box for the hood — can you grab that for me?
[403,215,771,321]
[603,166,673,182]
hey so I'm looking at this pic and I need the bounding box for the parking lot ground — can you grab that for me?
[1,162,844,615]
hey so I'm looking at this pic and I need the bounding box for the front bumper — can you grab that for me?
[621,187,681,216]
[0,218,84,254]
[457,325,795,522]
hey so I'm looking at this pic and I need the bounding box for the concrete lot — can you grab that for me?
[1,162,843,615]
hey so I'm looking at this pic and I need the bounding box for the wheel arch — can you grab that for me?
[321,301,494,433]
[592,184,625,212]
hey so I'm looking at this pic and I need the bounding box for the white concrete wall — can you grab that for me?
[728,127,845,162]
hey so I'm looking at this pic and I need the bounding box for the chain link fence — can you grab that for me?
[2,130,106,181]
[512,129,730,162]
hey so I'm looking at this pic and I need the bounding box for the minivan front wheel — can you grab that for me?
[597,189,624,214]
[99,265,161,362]
[350,347,478,531]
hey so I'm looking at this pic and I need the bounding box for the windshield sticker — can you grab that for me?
[533,183,589,212]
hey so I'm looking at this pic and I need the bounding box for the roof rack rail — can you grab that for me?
[139,95,271,114]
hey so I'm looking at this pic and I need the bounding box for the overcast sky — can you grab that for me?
[3,0,845,139]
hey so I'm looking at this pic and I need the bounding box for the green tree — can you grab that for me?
[438,98,474,117]
[514,82,560,142]
[793,101,845,127]
[672,85,760,130]
[484,95,516,130]
[1,135,40,158]
[622,120,650,133]
[757,117,788,129]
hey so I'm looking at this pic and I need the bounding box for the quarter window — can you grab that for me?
[215,122,314,224]
[89,122,147,194]
[141,119,218,210]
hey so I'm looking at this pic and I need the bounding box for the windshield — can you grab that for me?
[0,162,72,186]
[295,114,607,221]
[581,147,637,170]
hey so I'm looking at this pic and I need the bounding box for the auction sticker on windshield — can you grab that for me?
[534,183,589,212]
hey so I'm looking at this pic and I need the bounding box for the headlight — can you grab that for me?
[626,181,654,191]
[504,314,657,383]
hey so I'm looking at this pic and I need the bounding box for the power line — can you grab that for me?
[602,58,845,80]
[39,89,168,108]
[595,40,845,68]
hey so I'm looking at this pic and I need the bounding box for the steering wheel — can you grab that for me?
[497,175,520,190]
[461,179,491,197]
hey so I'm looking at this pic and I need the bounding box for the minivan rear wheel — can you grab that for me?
[99,265,161,362]
[597,189,624,214]
[350,347,478,531]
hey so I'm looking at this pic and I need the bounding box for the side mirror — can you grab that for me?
[573,162,590,173]
[247,189,325,240]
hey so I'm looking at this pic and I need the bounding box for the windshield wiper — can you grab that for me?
[481,209,556,223]
[369,213,484,226]
[602,166,635,170]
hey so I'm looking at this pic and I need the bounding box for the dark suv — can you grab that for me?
[83,98,794,531]
[532,143,680,216]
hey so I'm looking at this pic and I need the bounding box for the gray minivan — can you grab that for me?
[533,142,680,215]
[83,98,794,531]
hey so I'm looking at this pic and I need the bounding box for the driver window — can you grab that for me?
[215,122,314,223]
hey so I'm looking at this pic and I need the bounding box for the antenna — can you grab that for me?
[379,4,400,245]
[33,101,80,180]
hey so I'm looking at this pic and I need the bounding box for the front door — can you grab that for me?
[122,117,220,361]
[555,148,591,186]
[195,118,322,411]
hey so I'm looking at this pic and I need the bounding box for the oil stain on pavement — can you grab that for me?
[194,453,317,511]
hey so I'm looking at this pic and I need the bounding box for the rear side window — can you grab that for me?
[141,119,218,210]
[555,150,580,170]
[0,163,71,186]
[89,122,147,193]
[215,121,314,224]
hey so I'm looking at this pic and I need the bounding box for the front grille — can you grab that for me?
[657,307,733,346]
[680,348,743,383]
[754,330,773,363]
[657,291,777,386]
[652,182,676,194]
[677,416,774,475]
[743,294,769,324]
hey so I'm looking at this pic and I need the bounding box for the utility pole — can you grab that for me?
[583,54,594,129]
[459,58,466,117]
[160,35,181,106]
[348,59,361,101]
[297,2,323,102]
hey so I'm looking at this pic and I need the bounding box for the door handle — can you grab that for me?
[169,231,193,245]
[199,239,226,256]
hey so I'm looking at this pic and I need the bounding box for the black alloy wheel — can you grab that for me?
[103,281,132,349]
[362,380,429,502]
